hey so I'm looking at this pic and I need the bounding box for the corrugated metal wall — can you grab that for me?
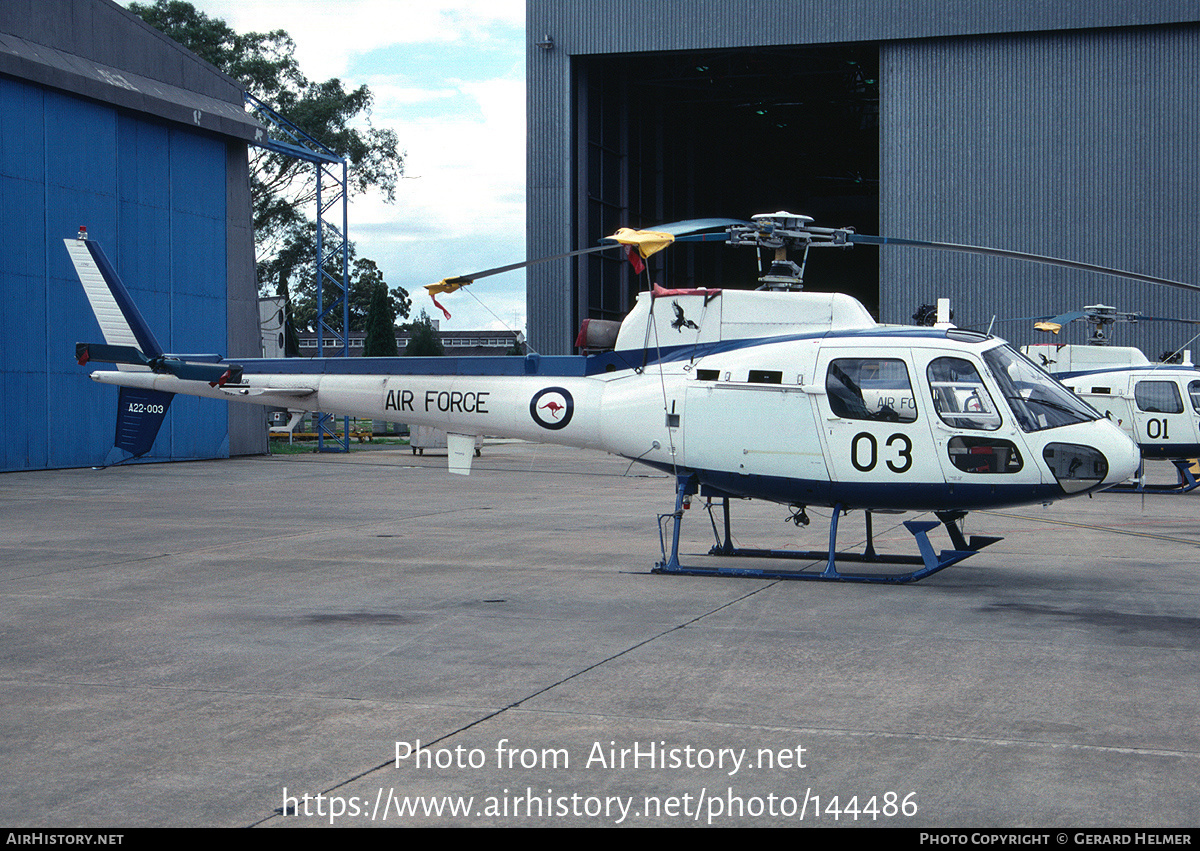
[1,77,230,471]
[881,25,1200,357]
[526,26,573,354]
[531,1,1200,57]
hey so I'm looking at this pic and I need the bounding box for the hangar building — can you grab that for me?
[526,2,1200,360]
[0,0,265,472]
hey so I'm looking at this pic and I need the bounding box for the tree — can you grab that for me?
[362,280,399,357]
[403,310,445,357]
[349,258,410,332]
[258,227,409,335]
[129,1,408,338]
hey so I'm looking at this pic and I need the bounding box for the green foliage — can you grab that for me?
[128,1,406,307]
[362,281,399,357]
[256,224,410,335]
[247,75,403,251]
[352,258,410,328]
[403,310,445,357]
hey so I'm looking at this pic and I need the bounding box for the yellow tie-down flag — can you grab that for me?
[608,228,675,273]
[424,227,676,317]
[425,276,472,319]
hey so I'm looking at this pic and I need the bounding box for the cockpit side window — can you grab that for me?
[981,345,1101,433]
[826,358,917,422]
[1135,380,1183,414]
[926,357,1001,431]
[1189,380,1200,412]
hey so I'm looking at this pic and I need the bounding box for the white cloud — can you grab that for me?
[164,1,529,334]
[180,0,524,81]
[362,83,460,107]
[350,70,526,332]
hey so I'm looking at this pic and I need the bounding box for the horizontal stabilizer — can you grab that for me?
[76,342,243,386]
[164,360,244,385]
[165,353,224,363]
[77,342,150,368]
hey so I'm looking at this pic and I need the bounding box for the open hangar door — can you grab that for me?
[574,44,880,330]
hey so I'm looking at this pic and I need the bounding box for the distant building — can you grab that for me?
[294,328,524,358]
[259,297,288,358]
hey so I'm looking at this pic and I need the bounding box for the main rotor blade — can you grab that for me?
[1141,314,1200,326]
[439,244,617,287]
[849,234,1200,294]
[652,217,752,236]
[437,219,753,286]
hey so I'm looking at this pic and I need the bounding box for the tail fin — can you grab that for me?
[68,229,242,385]
[67,230,175,463]
[65,229,164,362]
[68,230,251,463]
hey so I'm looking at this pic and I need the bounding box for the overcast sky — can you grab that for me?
[149,0,529,333]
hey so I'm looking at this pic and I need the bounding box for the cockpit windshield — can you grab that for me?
[981,345,1101,432]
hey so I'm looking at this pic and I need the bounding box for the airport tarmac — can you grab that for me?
[1,441,1198,828]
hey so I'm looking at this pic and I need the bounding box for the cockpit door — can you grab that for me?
[1129,377,1187,457]
[913,350,1041,486]
[813,349,940,489]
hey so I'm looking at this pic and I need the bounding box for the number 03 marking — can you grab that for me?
[851,432,913,473]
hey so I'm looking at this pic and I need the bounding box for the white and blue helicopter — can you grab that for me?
[1022,306,1200,493]
[68,213,1145,584]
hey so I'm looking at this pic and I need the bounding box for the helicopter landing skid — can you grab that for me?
[653,475,1001,584]
[1105,458,1200,494]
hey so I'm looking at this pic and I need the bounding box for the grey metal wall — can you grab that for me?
[880,25,1200,357]
[529,0,1200,54]
[528,1,1200,355]
[226,142,268,456]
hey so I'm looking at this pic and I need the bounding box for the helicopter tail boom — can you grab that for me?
[70,231,609,469]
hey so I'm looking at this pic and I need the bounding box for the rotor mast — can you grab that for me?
[725,211,854,290]
[1082,304,1141,346]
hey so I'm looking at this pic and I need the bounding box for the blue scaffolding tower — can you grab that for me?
[245,92,352,452]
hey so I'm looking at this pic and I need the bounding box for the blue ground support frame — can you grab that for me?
[654,474,1001,584]
[245,92,352,453]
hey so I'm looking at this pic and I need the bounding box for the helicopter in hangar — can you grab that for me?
[67,212,1143,584]
[1020,305,1200,492]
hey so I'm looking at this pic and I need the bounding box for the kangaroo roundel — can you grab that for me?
[530,387,574,430]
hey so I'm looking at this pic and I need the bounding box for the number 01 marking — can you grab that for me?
[851,432,913,473]
[1146,418,1169,440]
